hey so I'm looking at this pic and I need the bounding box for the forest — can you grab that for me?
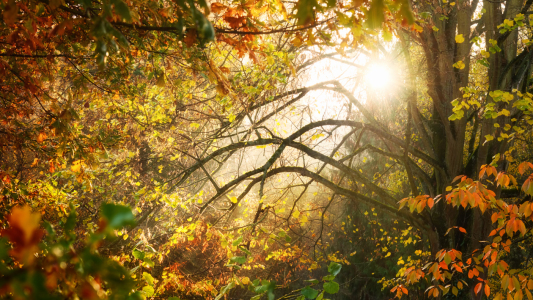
[1,0,533,299]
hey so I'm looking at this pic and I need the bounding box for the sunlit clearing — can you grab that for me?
[365,63,393,91]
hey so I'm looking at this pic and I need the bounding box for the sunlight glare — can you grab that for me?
[365,63,393,91]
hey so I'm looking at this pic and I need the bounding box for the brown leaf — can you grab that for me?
[3,0,18,26]
[184,29,197,47]
[224,16,246,29]
[79,282,99,300]
[211,3,227,14]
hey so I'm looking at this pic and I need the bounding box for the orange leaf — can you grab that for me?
[428,197,434,209]
[485,284,490,297]
[519,163,525,175]
[475,282,482,295]
[0,206,44,265]
[452,175,465,183]
[479,165,487,179]
[400,286,408,295]
[37,131,47,143]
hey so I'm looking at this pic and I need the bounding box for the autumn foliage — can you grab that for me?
[2,0,533,299]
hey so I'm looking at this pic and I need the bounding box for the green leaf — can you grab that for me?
[230,256,246,264]
[322,275,335,281]
[328,262,342,276]
[113,0,132,22]
[305,279,319,285]
[215,282,235,300]
[239,246,252,255]
[0,238,10,263]
[268,290,275,300]
[142,272,154,285]
[132,249,145,260]
[142,286,154,297]
[323,281,339,294]
[366,0,385,29]
[64,209,77,233]
[295,0,320,25]
[232,236,243,246]
[255,280,276,294]
[301,286,319,299]
[201,21,215,42]
[143,258,155,267]
[101,203,135,229]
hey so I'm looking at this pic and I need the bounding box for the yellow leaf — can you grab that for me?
[71,160,84,173]
[241,277,250,285]
[453,61,466,69]
[413,24,423,33]
[293,210,300,218]
[31,158,39,167]
[10,206,41,244]
[156,73,166,87]
[499,109,511,116]
[230,196,238,203]
[455,34,465,43]
[292,37,303,47]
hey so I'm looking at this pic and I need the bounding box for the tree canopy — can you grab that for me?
[2,0,533,299]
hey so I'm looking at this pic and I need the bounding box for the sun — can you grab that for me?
[364,63,393,91]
